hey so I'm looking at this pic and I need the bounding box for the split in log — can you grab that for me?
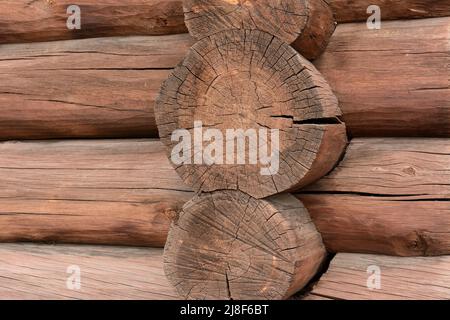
[0,34,193,139]
[164,190,326,300]
[183,0,336,60]
[0,139,191,247]
[0,243,177,300]
[328,0,450,23]
[308,253,450,300]
[156,29,347,199]
[0,0,187,44]
[298,138,450,256]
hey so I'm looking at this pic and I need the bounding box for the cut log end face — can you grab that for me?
[155,29,347,199]
[183,0,335,59]
[163,190,326,300]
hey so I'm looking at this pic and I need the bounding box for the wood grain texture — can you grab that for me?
[1,137,449,257]
[0,34,194,139]
[0,139,191,247]
[1,138,449,257]
[0,0,187,44]
[164,191,326,300]
[315,17,450,137]
[1,17,449,140]
[184,0,336,60]
[327,0,450,22]
[310,253,450,300]
[298,138,450,256]
[156,29,347,199]
[0,243,178,300]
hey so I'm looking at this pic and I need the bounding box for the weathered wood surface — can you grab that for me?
[1,18,449,140]
[164,191,326,300]
[298,138,450,256]
[0,0,187,44]
[2,0,448,45]
[156,29,347,199]
[184,0,336,60]
[0,243,178,300]
[0,34,193,139]
[309,253,450,300]
[328,0,450,22]
[0,139,191,247]
[1,138,449,257]
[315,17,450,137]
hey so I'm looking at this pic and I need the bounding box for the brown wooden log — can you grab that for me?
[183,0,336,60]
[0,34,193,139]
[0,138,449,257]
[0,243,177,300]
[164,190,326,300]
[0,0,187,44]
[1,18,448,140]
[156,29,347,199]
[0,139,191,247]
[315,17,450,137]
[298,138,450,257]
[309,253,450,300]
[328,0,450,23]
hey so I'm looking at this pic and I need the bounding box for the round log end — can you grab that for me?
[183,0,336,59]
[164,190,327,300]
[156,29,347,199]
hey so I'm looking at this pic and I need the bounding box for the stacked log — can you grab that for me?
[1,18,448,140]
[156,29,348,198]
[1,138,447,257]
[156,0,344,299]
[183,0,336,60]
[1,0,450,301]
[164,191,326,300]
[308,253,450,300]
[0,243,177,300]
[0,0,187,44]
[2,1,449,44]
[327,0,450,22]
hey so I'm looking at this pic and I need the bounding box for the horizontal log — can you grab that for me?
[328,0,450,22]
[0,34,193,139]
[183,0,336,60]
[315,17,450,137]
[0,0,187,44]
[1,138,448,258]
[0,139,191,247]
[1,18,448,140]
[156,29,347,198]
[0,243,177,300]
[2,0,448,45]
[298,138,450,256]
[165,191,326,300]
[309,253,450,300]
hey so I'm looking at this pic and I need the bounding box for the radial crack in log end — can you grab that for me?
[155,29,347,199]
[183,0,336,60]
[163,190,326,300]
